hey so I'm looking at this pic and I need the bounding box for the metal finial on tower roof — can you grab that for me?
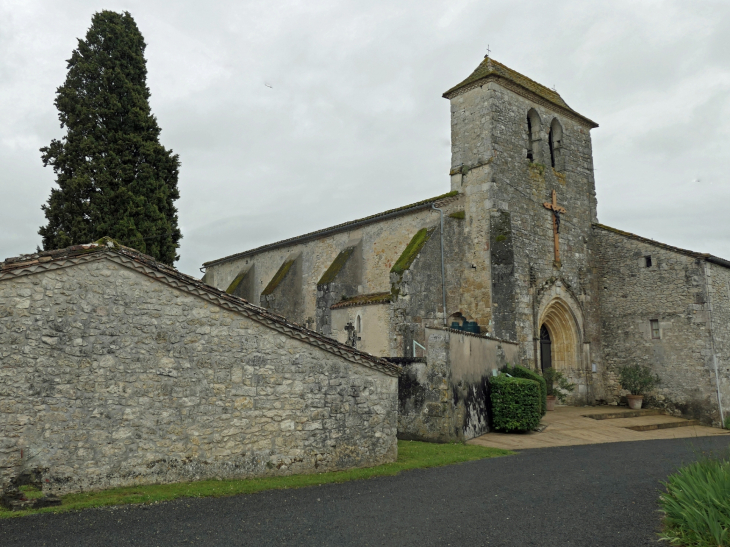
[485,44,491,58]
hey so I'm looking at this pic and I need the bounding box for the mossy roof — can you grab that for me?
[0,240,399,376]
[331,292,392,309]
[443,57,598,128]
[203,191,460,268]
[261,259,295,296]
[391,227,436,276]
[318,246,355,286]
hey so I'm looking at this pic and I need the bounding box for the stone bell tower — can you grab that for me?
[443,56,603,401]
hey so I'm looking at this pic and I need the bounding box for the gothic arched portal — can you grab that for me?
[539,298,581,371]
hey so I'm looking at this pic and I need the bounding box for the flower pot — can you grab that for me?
[546,395,557,411]
[626,395,643,410]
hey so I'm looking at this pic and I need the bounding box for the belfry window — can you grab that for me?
[527,109,542,162]
[356,315,361,333]
[549,118,564,171]
[645,256,652,268]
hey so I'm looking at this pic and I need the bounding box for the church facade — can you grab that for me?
[203,56,729,436]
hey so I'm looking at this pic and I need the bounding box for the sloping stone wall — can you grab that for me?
[0,258,398,495]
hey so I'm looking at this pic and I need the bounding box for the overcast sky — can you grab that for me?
[1,0,728,276]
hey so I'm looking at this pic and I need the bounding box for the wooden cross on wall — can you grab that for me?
[543,189,566,266]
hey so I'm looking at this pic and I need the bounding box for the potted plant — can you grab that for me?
[542,368,575,410]
[618,365,660,409]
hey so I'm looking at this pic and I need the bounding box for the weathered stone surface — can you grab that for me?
[0,257,398,495]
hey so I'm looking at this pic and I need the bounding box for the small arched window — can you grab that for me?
[549,118,564,171]
[356,315,361,333]
[526,109,542,162]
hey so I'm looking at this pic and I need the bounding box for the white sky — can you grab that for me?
[1,0,729,276]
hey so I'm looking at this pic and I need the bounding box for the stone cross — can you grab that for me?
[543,189,566,265]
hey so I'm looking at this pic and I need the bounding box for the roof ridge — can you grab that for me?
[203,191,461,267]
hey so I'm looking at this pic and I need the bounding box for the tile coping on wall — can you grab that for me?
[0,238,400,377]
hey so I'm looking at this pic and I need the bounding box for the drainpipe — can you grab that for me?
[703,261,725,427]
[432,204,447,326]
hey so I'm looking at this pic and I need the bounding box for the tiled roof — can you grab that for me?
[203,191,461,268]
[443,57,598,128]
[0,238,400,377]
[593,224,730,269]
[330,292,392,310]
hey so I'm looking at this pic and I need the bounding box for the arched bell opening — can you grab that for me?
[539,298,581,371]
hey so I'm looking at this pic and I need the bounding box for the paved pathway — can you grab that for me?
[469,406,730,450]
[2,436,729,546]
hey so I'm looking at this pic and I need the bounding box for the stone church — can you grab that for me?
[203,55,729,435]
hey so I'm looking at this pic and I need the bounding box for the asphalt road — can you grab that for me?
[2,436,728,547]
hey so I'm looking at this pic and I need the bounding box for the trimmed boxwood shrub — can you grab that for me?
[501,364,547,416]
[490,375,542,432]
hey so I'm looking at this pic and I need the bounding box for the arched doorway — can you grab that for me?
[538,298,581,371]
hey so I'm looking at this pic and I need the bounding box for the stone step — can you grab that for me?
[624,419,701,432]
[583,409,664,420]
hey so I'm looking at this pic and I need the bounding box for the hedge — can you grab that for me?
[490,375,542,432]
[501,364,547,416]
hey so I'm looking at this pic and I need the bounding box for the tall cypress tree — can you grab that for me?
[39,10,181,265]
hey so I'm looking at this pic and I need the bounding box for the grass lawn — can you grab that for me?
[0,440,511,519]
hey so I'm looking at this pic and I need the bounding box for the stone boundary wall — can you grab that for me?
[0,258,398,495]
[397,328,518,442]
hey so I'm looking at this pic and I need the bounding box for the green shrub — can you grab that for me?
[659,452,730,547]
[618,364,660,395]
[490,375,541,432]
[501,364,547,416]
[543,368,576,403]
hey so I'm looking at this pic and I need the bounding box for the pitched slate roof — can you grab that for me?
[0,238,400,377]
[203,191,461,268]
[443,57,598,128]
[593,224,730,269]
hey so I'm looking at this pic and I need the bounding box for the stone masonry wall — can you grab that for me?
[448,80,603,399]
[0,258,398,495]
[594,226,725,425]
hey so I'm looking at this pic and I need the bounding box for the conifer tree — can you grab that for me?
[39,10,181,265]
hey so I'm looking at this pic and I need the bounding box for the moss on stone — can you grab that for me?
[317,247,355,286]
[225,271,247,294]
[390,228,435,276]
[449,211,465,220]
[262,260,295,296]
[553,169,567,186]
[529,162,546,179]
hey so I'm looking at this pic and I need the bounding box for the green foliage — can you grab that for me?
[529,162,546,177]
[725,415,730,431]
[448,211,465,220]
[618,364,660,396]
[542,368,575,403]
[659,451,730,547]
[390,228,435,276]
[0,441,512,519]
[490,375,541,432]
[39,10,181,265]
[501,364,547,416]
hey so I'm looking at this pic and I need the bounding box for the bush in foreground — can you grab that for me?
[490,375,541,432]
[501,364,547,416]
[659,451,730,547]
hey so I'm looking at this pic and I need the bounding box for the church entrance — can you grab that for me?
[538,298,581,371]
[540,325,552,371]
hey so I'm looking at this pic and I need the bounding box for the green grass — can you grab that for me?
[0,440,511,519]
[659,448,730,547]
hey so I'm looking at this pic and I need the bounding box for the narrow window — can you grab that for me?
[549,118,564,171]
[356,315,361,333]
[645,256,652,268]
[527,109,542,163]
[650,320,660,339]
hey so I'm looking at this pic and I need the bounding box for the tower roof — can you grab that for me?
[443,57,598,128]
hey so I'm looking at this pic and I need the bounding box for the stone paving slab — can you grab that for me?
[468,405,730,450]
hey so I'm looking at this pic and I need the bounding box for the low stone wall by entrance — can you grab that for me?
[397,328,519,442]
[0,245,399,496]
